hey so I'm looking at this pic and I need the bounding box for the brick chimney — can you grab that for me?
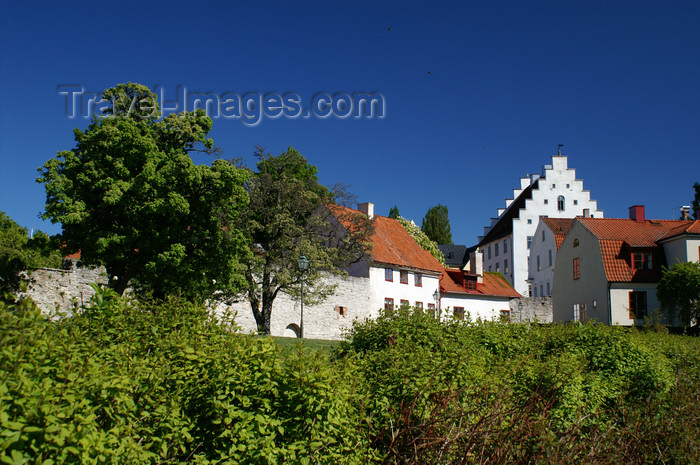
[357,202,374,219]
[629,205,645,223]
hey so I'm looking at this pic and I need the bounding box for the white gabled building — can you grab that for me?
[528,217,574,297]
[477,154,604,296]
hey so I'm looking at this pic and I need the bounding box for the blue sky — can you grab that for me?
[1,1,699,246]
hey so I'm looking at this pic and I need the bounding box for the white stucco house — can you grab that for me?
[528,218,574,297]
[477,153,604,296]
[439,252,521,321]
[552,205,699,326]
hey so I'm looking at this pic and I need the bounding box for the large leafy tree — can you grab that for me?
[239,146,373,335]
[691,182,699,220]
[38,83,250,300]
[657,261,700,327]
[421,204,453,245]
[0,211,63,293]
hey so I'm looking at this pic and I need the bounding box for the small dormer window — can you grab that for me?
[632,252,653,271]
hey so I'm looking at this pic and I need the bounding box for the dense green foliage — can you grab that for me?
[37,83,250,300]
[238,146,373,334]
[0,211,63,293]
[387,206,399,219]
[421,204,453,245]
[658,260,700,327]
[397,216,446,265]
[0,291,374,464]
[3,295,699,464]
[337,311,700,464]
[692,181,699,220]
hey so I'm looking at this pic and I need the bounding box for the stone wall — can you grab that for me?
[509,296,553,323]
[214,274,371,340]
[21,266,107,316]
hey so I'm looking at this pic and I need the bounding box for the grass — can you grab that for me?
[269,335,341,353]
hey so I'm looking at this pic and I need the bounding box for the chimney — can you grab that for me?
[629,205,645,223]
[469,251,484,283]
[680,206,691,220]
[357,202,374,219]
[582,208,590,218]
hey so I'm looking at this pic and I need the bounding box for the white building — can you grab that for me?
[439,252,521,321]
[552,206,699,326]
[528,218,574,297]
[477,154,604,295]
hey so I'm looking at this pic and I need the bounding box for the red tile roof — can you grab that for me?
[658,219,700,241]
[577,217,693,282]
[440,268,520,298]
[541,217,575,250]
[332,205,444,273]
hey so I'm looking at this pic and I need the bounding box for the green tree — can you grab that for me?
[421,204,453,245]
[38,83,250,300]
[657,261,700,327]
[396,216,445,265]
[239,146,373,335]
[0,211,63,293]
[388,205,400,219]
[691,182,699,220]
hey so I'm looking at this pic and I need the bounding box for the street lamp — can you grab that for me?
[297,254,309,338]
[433,289,440,317]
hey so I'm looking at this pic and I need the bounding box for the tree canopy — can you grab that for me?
[421,204,453,245]
[238,146,373,335]
[691,182,699,220]
[37,83,250,300]
[657,261,700,327]
[0,211,63,293]
[388,205,400,219]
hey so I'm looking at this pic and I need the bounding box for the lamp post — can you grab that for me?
[433,289,440,317]
[297,254,309,338]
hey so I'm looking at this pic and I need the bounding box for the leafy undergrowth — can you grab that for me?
[2,294,699,464]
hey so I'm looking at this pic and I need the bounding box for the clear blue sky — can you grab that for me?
[1,1,699,246]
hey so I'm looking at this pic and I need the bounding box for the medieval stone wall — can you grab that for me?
[509,297,553,323]
[21,266,108,316]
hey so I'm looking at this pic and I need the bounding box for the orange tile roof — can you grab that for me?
[440,268,520,298]
[541,218,575,250]
[659,219,700,240]
[577,217,693,282]
[331,205,444,273]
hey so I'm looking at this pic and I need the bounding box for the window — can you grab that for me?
[527,236,533,250]
[629,291,647,319]
[400,270,408,284]
[400,299,410,308]
[537,255,541,271]
[546,281,550,295]
[573,238,579,247]
[544,199,549,205]
[632,252,653,271]
[573,303,580,321]
[573,200,578,205]
[552,183,556,188]
[488,245,492,259]
[573,257,580,280]
[533,287,537,297]
[385,268,393,282]
[540,284,544,297]
[548,249,552,267]
[503,239,508,253]
[415,301,423,311]
[495,243,499,256]
[427,303,436,317]
[454,307,465,319]
[488,265,492,272]
[504,259,509,274]
[528,284,533,296]
[414,273,422,287]
[580,302,588,321]
[500,309,511,321]
[566,183,570,188]
[465,279,476,290]
[557,195,565,211]
[527,219,533,224]
[335,305,348,317]
[384,298,394,311]
[495,262,500,272]
[542,230,546,241]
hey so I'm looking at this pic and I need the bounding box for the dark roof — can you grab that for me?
[438,244,469,268]
[478,180,537,246]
